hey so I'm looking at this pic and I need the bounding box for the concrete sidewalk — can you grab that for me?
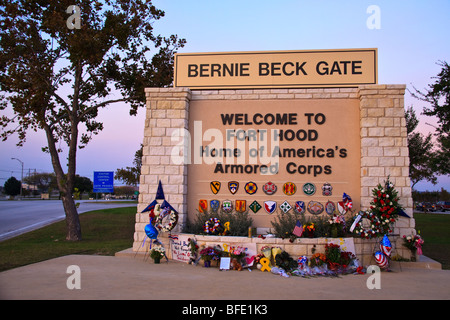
[0,251,449,300]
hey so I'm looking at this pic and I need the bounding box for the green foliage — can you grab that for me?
[411,60,450,176]
[0,206,137,272]
[405,106,437,188]
[0,1,185,240]
[183,210,253,236]
[3,176,21,196]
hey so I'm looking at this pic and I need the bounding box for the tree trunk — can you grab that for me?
[43,121,82,241]
[62,193,82,241]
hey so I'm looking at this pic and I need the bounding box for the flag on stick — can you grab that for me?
[293,220,304,237]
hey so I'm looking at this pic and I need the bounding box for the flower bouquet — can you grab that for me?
[304,222,315,238]
[328,214,345,238]
[310,253,327,267]
[150,246,165,264]
[229,246,246,263]
[199,246,221,267]
[402,233,424,261]
[187,237,199,265]
[353,177,403,239]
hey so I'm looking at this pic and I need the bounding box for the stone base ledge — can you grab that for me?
[129,232,437,269]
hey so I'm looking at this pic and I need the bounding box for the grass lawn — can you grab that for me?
[414,212,450,270]
[0,206,136,272]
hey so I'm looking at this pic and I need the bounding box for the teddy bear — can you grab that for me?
[231,258,242,271]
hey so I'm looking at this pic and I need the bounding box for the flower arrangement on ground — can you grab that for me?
[199,246,221,267]
[228,246,246,263]
[309,253,327,267]
[187,237,199,265]
[274,251,298,272]
[402,233,424,261]
[353,177,403,239]
[150,246,165,264]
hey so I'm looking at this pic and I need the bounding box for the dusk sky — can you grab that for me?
[1,0,449,192]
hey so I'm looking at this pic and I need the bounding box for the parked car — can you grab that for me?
[416,202,436,212]
[436,201,450,212]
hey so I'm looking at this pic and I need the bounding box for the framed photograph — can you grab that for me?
[219,257,231,270]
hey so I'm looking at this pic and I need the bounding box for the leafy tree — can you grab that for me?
[23,172,56,193]
[115,144,143,186]
[411,60,450,176]
[114,185,137,199]
[0,1,185,240]
[73,174,93,194]
[3,176,21,197]
[405,106,437,188]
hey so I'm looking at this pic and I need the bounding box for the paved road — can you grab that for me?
[0,200,137,241]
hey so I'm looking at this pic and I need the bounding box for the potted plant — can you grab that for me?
[150,246,165,264]
[328,214,344,238]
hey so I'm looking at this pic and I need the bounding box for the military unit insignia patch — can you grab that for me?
[280,201,292,213]
[262,181,277,195]
[302,182,316,196]
[222,200,233,213]
[235,200,247,213]
[210,181,221,194]
[199,199,208,213]
[210,200,220,212]
[322,182,332,196]
[264,200,277,214]
[283,182,297,195]
[249,200,262,213]
[244,181,258,195]
[228,181,239,194]
[307,201,324,215]
[325,200,336,215]
[294,201,306,214]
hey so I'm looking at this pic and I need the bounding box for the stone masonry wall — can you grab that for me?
[133,85,416,256]
[358,84,416,257]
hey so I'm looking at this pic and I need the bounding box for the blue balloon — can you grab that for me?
[145,218,158,240]
[380,234,391,248]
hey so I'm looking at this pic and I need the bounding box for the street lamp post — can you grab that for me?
[11,157,23,200]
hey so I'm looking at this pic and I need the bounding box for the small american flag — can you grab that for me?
[293,220,304,237]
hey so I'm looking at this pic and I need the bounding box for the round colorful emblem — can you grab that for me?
[262,181,277,195]
[307,201,324,215]
[283,182,296,196]
[244,182,258,195]
[302,183,316,196]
